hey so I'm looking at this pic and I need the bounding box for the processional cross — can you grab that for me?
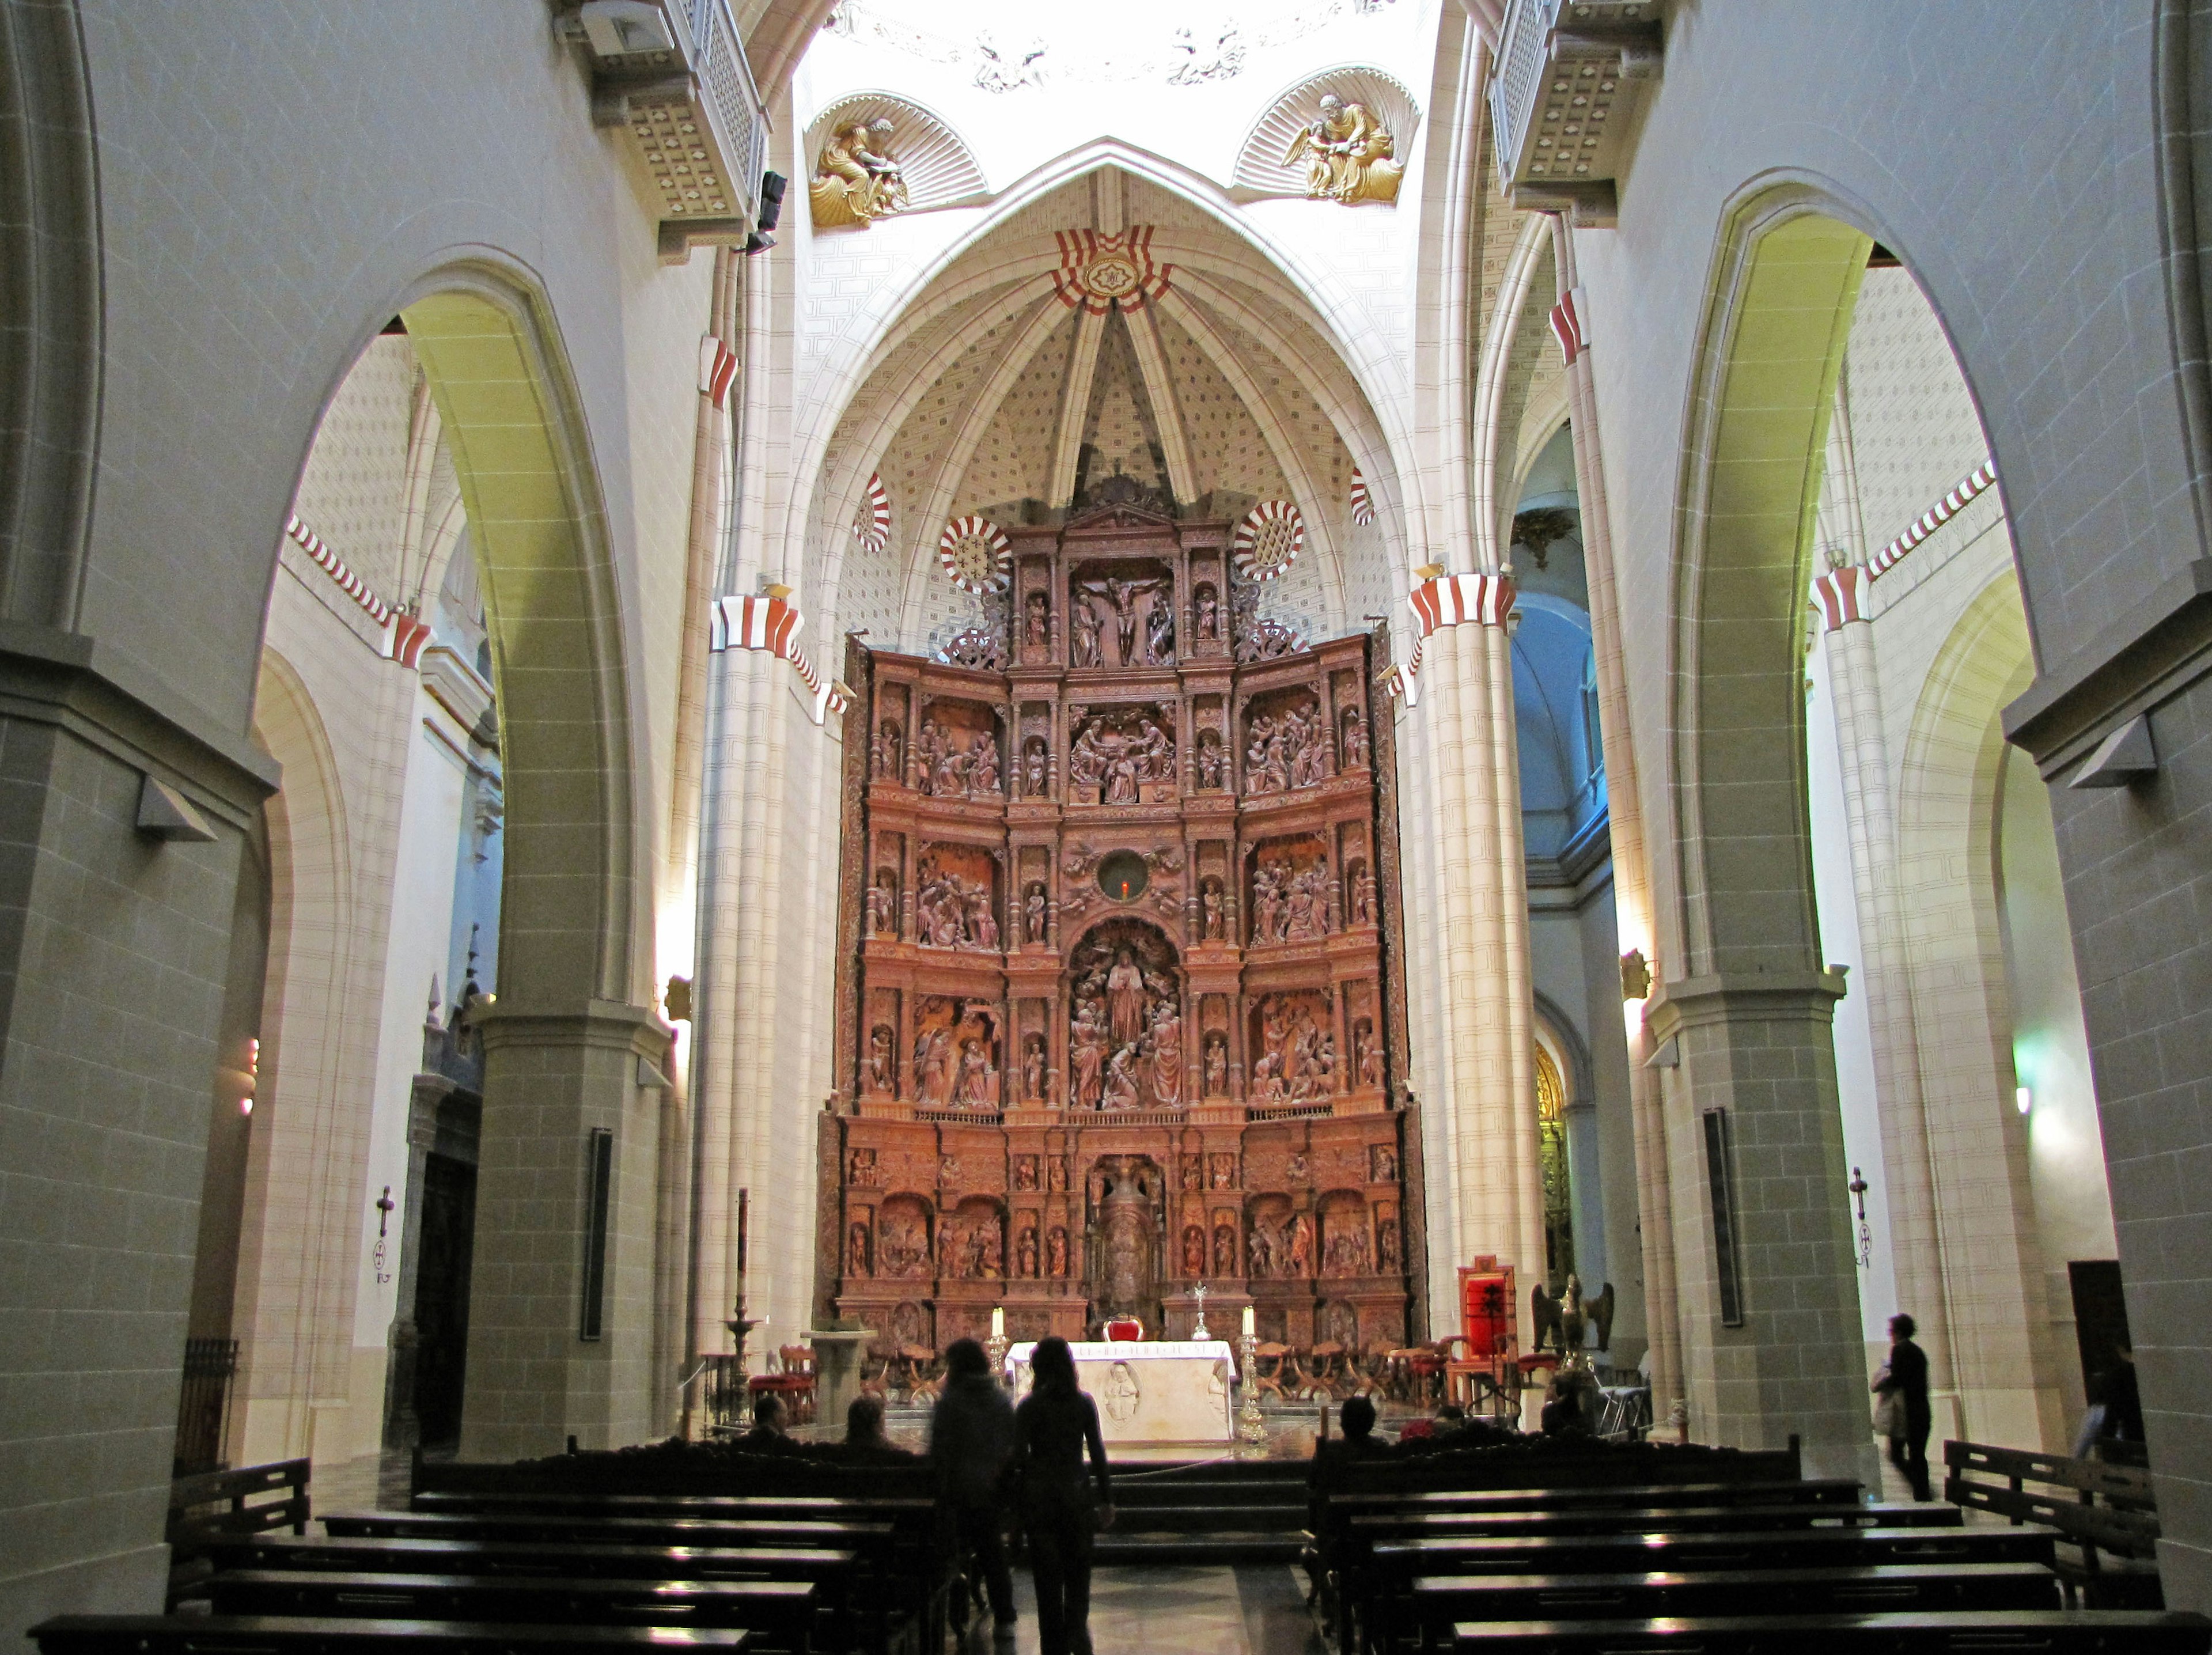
[1191,1282,1210,1340]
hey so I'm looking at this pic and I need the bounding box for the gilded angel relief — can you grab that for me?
[1283,94,1403,206]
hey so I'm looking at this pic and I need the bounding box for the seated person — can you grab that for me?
[740,1391,801,1452]
[843,1393,913,1461]
[1539,1372,1594,1437]
[1309,1395,1393,1503]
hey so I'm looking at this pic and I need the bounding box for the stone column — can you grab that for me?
[1551,217,1684,1426]
[461,1002,672,1460]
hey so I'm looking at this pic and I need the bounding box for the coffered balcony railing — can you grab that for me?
[554,0,771,262]
[1488,0,1665,227]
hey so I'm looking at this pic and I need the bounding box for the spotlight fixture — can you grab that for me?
[2016,1086,2032,1116]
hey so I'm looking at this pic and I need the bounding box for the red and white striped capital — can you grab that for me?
[709,594,804,658]
[1809,565,1871,632]
[1408,570,1517,635]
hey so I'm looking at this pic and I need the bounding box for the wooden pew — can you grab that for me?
[1354,1525,2059,1655]
[205,1572,818,1655]
[165,1457,311,1606]
[1944,1439,2162,1608]
[1388,1563,2058,1654]
[1328,1479,1864,1518]
[199,1539,872,1653]
[1349,1501,1959,1542]
[317,1513,895,1643]
[408,1455,951,1653]
[1446,1608,2212,1653]
[33,1616,758,1655]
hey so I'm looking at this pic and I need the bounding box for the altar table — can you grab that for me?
[1005,1339,1238,1444]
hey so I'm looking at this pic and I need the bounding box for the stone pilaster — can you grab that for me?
[1647,971,1878,1484]
[460,1001,672,1460]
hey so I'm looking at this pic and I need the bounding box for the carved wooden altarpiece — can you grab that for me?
[821,505,1421,1357]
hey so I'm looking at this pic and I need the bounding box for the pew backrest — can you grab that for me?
[1942,1440,2160,1565]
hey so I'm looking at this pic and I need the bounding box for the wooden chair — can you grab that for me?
[1251,1342,1294,1405]
[1103,1316,1143,1342]
[747,1345,816,1425]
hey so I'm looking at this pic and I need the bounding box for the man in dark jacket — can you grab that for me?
[928,1338,1017,1638]
[1874,1313,1933,1499]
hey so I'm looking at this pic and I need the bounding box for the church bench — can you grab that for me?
[1322,1498,1953,1639]
[1445,1609,2212,1654]
[1328,1479,1863,1517]
[320,1511,921,1649]
[1338,1439,1805,1495]
[207,1535,893,1655]
[204,1571,818,1655]
[1944,1440,2164,1608]
[404,1464,954,1652]
[32,1616,758,1655]
[166,1457,312,1606]
[1347,1526,2058,1655]
[410,1492,935,1525]
[1378,1563,2059,1655]
[1347,1500,1959,1543]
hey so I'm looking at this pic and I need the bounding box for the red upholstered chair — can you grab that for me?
[1104,1317,1143,1342]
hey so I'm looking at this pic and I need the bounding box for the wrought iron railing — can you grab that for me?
[173,1336,238,1476]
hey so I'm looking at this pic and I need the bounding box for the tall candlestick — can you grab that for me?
[991,1306,1005,1338]
[736,1188,749,1283]
[1242,1304,1256,1338]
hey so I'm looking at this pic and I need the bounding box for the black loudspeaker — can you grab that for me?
[757,171,787,230]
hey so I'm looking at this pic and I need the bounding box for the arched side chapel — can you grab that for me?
[8,1,2212,1639]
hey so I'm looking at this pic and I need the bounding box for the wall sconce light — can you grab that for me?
[1620,948,1652,1001]
[2016,1086,2032,1116]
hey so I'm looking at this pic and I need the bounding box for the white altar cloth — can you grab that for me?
[1004,1340,1238,1444]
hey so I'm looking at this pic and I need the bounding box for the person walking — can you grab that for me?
[928,1338,1017,1640]
[1872,1313,1933,1500]
[1013,1336,1114,1655]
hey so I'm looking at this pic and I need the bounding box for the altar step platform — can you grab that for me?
[1090,1456,1310,1566]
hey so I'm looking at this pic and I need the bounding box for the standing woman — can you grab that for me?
[1013,1336,1115,1655]
[1872,1313,1933,1500]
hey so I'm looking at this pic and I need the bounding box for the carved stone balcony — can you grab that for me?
[553,0,770,261]
[1488,0,1666,227]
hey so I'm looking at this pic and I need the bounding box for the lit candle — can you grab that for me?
[991,1306,1005,1338]
[1242,1305,1256,1338]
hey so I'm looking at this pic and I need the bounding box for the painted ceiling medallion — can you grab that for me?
[1349,466,1374,527]
[939,514,1013,594]
[854,472,892,554]
[1232,499,1305,581]
[1051,228,1173,315]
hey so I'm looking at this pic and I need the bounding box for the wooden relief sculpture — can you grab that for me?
[828,502,1413,1353]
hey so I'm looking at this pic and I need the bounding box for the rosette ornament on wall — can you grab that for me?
[938,515,1013,596]
[1232,499,1305,582]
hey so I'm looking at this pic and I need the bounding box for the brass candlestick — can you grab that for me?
[1238,1329,1268,1450]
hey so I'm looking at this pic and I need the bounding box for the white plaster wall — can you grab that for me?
[337,683,475,1460]
[1805,641,1900,1351]
[1999,746,2118,1364]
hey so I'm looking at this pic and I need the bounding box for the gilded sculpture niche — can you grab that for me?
[806,96,988,231]
[1234,69,1421,208]
[827,504,1418,1355]
[1284,94,1403,205]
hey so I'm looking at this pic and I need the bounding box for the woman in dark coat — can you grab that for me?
[1873,1312,1933,1499]
[927,1339,1016,1637]
[1012,1336,1114,1655]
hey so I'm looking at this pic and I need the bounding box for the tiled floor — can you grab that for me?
[977,1565,1325,1655]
